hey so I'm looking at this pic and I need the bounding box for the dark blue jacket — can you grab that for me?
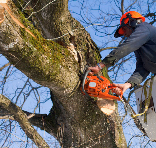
[102,22,156,87]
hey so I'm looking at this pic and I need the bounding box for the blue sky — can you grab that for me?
[0,0,156,147]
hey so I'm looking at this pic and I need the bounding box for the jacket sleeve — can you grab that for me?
[126,51,150,88]
[102,23,150,67]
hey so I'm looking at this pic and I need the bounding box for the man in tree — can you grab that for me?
[89,11,156,95]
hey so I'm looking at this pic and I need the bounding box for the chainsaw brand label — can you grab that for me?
[89,82,96,87]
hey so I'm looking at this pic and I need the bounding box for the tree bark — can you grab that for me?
[0,0,127,147]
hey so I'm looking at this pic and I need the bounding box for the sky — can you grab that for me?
[0,0,156,147]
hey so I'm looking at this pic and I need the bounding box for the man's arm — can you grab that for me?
[89,23,150,92]
[102,23,150,67]
[113,51,150,95]
[126,51,150,88]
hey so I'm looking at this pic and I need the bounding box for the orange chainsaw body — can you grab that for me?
[82,75,121,101]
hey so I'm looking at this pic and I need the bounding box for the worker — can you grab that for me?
[89,11,156,95]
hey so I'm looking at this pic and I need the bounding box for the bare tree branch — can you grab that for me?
[0,94,50,147]
[0,63,10,71]
[121,0,125,14]
[27,0,57,19]
[100,47,117,52]
[1,65,11,94]
[125,0,138,12]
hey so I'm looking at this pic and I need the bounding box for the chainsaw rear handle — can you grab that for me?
[108,85,123,100]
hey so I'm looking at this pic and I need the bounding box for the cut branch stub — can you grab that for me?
[97,98,115,115]
[0,2,36,38]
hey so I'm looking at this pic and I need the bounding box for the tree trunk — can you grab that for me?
[0,0,127,147]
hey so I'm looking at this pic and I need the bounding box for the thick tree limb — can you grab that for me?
[0,1,79,96]
[0,94,50,147]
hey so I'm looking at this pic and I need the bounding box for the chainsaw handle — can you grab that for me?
[82,70,91,97]
[108,85,123,100]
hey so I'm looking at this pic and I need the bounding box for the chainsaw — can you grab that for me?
[81,69,134,115]
[80,69,148,136]
[81,69,122,100]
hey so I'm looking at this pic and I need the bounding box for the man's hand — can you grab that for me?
[88,62,105,75]
[112,83,132,96]
[88,65,100,75]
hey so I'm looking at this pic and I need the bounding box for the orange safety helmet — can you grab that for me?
[114,11,145,38]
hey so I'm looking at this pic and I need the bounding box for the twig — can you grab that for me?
[27,0,57,19]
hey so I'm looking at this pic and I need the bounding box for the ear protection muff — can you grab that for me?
[126,13,137,28]
[121,13,137,28]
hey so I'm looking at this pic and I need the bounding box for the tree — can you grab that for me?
[0,0,126,147]
[1,0,156,147]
